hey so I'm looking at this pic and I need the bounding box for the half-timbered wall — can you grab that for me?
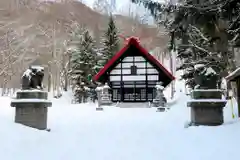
[109,56,159,102]
[109,56,158,82]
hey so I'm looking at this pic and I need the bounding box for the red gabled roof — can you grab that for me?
[93,37,175,81]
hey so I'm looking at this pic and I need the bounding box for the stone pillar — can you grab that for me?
[187,89,226,126]
[10,90,52,130]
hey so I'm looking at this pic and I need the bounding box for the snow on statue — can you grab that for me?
[21,66,44,90]
[194,64,218,89]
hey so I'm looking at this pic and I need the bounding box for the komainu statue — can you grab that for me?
[21,66,44,90]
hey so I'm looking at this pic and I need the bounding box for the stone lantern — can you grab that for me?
[152,81,167,112]
[101,83,112,105]
[95,83,112,110]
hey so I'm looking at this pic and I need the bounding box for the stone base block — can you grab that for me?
[96,107,103,111]
[187,100,226,126]
[191,89,223,99]
[152,99,165,108]
[16,90,48,99]
[156,107,165,112]
[14,104,49,130]
[11,90,52,130]
[101,101,112,106]
[152,102,159,107]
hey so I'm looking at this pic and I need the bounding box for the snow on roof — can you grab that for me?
[93,37,175,86]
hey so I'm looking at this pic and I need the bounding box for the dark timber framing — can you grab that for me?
[120,59,123,101]
[94,37,175,102]
[145,60,148,101]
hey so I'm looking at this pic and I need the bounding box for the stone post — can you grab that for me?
[10,90,52,130]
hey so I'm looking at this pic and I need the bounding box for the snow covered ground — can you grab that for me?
[0,77,240,160]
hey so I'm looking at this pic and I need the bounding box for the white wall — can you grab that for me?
[109,56,159,82]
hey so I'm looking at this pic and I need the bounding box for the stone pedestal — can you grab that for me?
[10,90,52,130]
[187,89,226,126]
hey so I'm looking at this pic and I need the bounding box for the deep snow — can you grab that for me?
[0,78,239,160]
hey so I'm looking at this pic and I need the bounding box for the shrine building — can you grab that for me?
[93,37,175,102]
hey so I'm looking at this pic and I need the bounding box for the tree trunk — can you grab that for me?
[48,73,51,92]
[64,69,68,91]
[169,51,175,99]
[47,63,51,92]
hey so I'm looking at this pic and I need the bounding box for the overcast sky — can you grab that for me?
[80,0,170,25]
[82,0,144,13]
[82,0,166,15]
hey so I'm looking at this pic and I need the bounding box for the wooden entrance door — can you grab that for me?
[123,87,146,102]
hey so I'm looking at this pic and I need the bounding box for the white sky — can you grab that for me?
[81,0,157,24]
[82,0,145,14]
[80,0,170,24]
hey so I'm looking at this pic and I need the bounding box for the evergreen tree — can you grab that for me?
[68,26,99,103]
[131,0,240,89]
[98,15,119,69]
[69,27,97,86]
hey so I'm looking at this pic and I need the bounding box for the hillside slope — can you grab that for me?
[0,0,168,88]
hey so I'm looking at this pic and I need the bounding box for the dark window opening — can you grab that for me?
[131,65,137,75]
